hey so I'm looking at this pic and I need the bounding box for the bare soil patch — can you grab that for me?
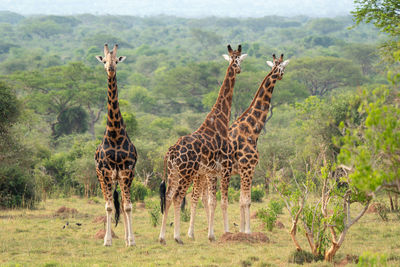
[94,229,118,239]
[92,216,107,223]
[56,206,78,214]
[219,232,269,243]
[275,220,285,229]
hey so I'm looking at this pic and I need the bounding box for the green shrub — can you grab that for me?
[358,251,387,267]
[145,199,161,227]
[181,206,190,222]
[268,199,284,215]
[251,185,265,202]
[288,250,314,265]
[130,180,150,201]
[0,165,36,208]
[256,208,277,231]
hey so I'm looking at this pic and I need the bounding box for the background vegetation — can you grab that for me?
[0,3,399,264]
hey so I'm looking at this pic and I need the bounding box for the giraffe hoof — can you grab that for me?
[159,238,166,245]
[208,235,216,242]
[188,233,195,240]
[174,238,184,245]
[126,240,136,246]
[104,240,112,246]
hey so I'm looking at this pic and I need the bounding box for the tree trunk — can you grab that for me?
[290,222,302,251]
[325,242,340,262]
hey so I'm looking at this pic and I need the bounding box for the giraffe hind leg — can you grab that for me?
[119,172,135,246]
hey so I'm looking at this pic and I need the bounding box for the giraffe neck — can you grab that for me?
[235,69,277,137]
[198,63,236,136]
[106,74,125,134]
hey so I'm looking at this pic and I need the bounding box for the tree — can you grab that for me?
[352,0,400,36]
[13,62,105,139]
[289,57,364,96]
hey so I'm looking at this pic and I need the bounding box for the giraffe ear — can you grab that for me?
[117,56,126,63]
[266,61,274,68]
[239,54,248,61]
[95,56,104,63]
[222,54,230,61]
[281,60,290,67]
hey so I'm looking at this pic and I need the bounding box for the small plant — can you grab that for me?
[251,185,265,202]
[181,207,190,222]
[145,199,160,227]
[268,199,284,215]
[288,250,314,265]
[228,187,240,203]
[358,251,387,267]
[256,208,277,231]
[131,180,150,201]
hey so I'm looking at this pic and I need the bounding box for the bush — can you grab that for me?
[268,199,284,215]
[145,199,161,227]
[0,165,36,208]
[256,208,277,231]
[131,180,150,201]
[288,250,314,265]
[251,185,265,202]
[358,251,387,267]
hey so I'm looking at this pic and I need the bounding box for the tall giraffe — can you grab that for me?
[159,45,247,244]
[94,44,137,246]
[187,54,289,237]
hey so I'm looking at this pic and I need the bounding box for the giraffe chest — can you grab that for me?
[96,136,137,170]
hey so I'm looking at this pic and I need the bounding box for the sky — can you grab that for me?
[0,0,356,17]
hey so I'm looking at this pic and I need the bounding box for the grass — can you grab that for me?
[0,195,400,266]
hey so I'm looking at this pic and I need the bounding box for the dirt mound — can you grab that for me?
[335,254,359,266]
[367,203,378,213]
[92,216,107,223]
[56,206,78,214]
[275,220,285,229]
[136,202,146,209]
[219,232,269,243]
[94,229,118,239]
[250,212,258,219]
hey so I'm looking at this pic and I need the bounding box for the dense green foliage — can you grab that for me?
[0,11,397,210]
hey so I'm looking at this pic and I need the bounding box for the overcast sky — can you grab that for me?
[0,0,356,17]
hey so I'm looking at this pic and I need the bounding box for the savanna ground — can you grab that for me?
[1,195,400,267]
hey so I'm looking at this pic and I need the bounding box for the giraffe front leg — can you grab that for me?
[104,199,113,246]
[119,175,135,246]
[207,175,218,242]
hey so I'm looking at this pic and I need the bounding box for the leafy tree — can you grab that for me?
[13,62,104,139]
[289,57,364,96]
[338,87,400,192]
[352,0,400,36]
[307,18,345,34]
[0,82,19,133]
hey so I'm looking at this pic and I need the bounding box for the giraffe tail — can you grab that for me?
[181,196,186,211]
[160,180,166,214]
[113,186,120,227]
[160,151,169,214]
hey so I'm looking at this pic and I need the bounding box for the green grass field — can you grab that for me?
[1,195,399,266]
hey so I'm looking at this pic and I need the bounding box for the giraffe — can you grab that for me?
[187,54,290,237]
[94,44,137,246]
[159,45,247,244]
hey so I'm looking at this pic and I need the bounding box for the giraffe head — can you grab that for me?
[96,44,126,77]
[223,44,247,74]
[266,54,290,80]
